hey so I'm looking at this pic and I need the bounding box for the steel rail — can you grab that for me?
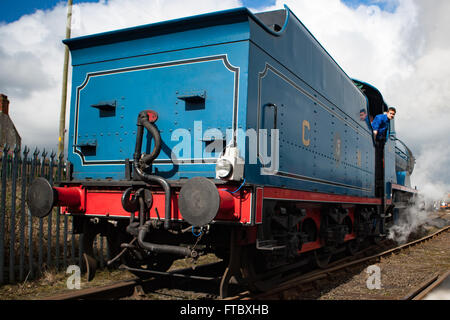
[44,225,449,300]
[44,261,224,300]
[230,225,450,300]
[402,274,439,300]
[404,270,450,300]
[45,277,141,300]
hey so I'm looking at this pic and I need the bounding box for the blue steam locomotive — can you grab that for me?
[27,5,416,296]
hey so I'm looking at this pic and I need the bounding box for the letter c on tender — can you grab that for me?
[302,120,310,147]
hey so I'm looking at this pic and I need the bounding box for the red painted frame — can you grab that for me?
[60,184,373,252]
[254,187,365,253]
[61,186,254,224]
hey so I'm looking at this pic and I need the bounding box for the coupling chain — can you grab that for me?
[187,226,206,268]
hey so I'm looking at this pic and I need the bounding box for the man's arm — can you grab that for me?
[371,116,381,139]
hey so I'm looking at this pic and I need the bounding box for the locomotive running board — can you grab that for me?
[256,239,286,251]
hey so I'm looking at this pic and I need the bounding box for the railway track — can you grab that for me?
[403,270,450,300]
[44,241,391,300]
[44,224,450,300]
[229,224,450,300]
[45,261,225,300]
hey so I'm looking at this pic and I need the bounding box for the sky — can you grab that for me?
[0,0,449,199]
[0,0,276,23]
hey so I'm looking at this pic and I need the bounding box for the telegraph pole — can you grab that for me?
[57,0,73,158]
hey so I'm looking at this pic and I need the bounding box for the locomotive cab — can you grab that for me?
[353,79,388,133]
[353,79,417,226]
[353,80,392,199]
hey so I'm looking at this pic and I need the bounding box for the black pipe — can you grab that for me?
[134,166,172,229]
[134,111,161,167]
[133,110,171,229]
[141,120,161,164]
[139,196,145,227]
[137,221,191,257]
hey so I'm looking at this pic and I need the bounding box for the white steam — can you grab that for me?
[388,197,448,245]
[387,202,430,244]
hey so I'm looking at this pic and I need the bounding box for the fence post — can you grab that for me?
[19,146,30,282]
[47,151,56,268]
[55,153,63,271]
[28,147,39,280]
[0,144,10,285]
[37,150,47,274]
[0,144,127,286]
[8,145,20,283]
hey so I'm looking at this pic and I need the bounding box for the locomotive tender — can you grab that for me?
[27,5,417,296]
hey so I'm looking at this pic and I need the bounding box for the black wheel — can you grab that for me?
[241,246,275,293]
[122,250,175,279]
[371,235,383,246]
[314,248,332,269]
[80,219,102,281]
[346,239,359,256]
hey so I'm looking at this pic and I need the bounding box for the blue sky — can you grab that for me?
[0,0,397,24]
[0,0,97,23]
[0,0,276,23]
[341,0,398,12]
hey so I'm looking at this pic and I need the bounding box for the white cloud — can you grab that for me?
[0,3,69,151]
[0,0,449,195]
[70,0,243,37]
[264,0,421,89]
[0,0,242,151]
[264,0,450,194]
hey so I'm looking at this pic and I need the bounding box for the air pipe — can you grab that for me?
[132,110,172,229]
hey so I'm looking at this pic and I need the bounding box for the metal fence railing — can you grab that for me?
[0,144,110,285]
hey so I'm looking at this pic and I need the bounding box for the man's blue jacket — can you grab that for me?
[371,113,390,141]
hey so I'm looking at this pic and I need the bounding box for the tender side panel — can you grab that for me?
[69,43,249,180]
[246,43,375,198]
